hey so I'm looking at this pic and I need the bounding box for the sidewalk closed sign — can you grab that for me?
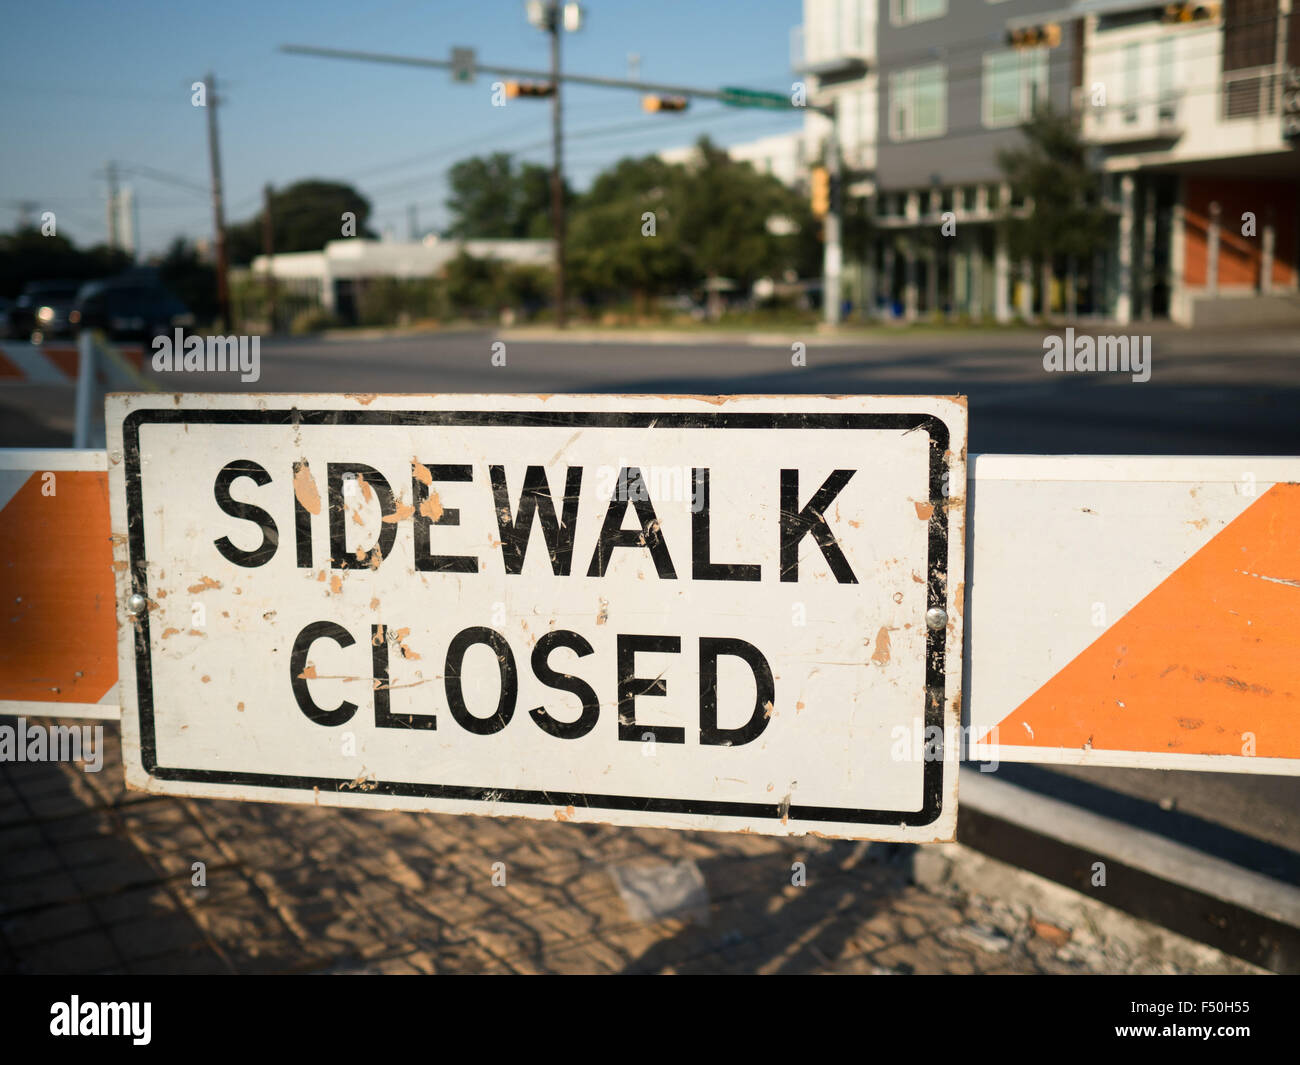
[107,394,967,841]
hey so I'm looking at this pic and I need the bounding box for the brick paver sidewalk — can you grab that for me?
[0,717,1253,974]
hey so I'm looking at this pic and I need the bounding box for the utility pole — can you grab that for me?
[525,2,583,328]
[823,99,843,327]
[408,203,419,242]
[549,18,566,327]
[105,160,120,253]
[282,37,817,328]
[204,72,231,330]
[262,183,277,333]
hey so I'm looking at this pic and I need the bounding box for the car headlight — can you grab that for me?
[36,306,55,323]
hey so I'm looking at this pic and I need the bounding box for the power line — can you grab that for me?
[113,161,210,198]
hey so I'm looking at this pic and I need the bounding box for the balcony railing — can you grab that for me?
[1083,90,1186,144]
[790,24,871,77]
[1220,64,1284,121]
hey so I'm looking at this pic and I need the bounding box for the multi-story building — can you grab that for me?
[794,0,1299,324]
[794,0,881,312]
[874,0,1083,321]
[1063,0,1299,325]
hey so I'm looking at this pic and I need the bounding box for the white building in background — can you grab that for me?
[793,0,880,314]
[248,236,554,317]
[1065,0,1300,325]
[794,0,878,177]
[659,129,812,187]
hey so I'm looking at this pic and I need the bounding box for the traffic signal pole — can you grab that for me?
[549,21,566,328]
[204,72,231,331]
[823,97,842,328]
[281,44,841,329]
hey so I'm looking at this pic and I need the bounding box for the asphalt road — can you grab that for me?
[3,324,1297,874]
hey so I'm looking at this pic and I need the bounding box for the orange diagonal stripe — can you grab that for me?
[986,482,1300,758]
[0,470,118,703]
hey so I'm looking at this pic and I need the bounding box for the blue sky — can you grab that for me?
[0,0,805,255]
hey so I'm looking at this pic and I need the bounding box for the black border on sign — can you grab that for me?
[123,407,953,827]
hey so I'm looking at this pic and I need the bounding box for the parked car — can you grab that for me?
[72,276,194,344]
[8,280,82,342]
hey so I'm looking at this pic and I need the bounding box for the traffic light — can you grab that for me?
[810,166,830,219]
[505,80,555,98]
[642,95,689,113]
[1007,23,1061,48]
[1162,2,1220,22]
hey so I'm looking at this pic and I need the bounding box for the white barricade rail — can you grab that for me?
[967,454,1300,775]
[0,449,119,719]
[5,403,1298,844]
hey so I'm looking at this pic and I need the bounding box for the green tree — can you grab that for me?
[226,180,376,265]
[155,237,217,323]
[0,227,131,299]
[566,154,691,313]
[441,251,504,318]
[444,153,568,239]
[997,106,1111,318]
[673,137,815,315]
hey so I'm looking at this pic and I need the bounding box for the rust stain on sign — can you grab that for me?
[392,627,421,661]
[186,576,222,594]
[870,627,893,667]
[914,500,934,520]
[418,492,443,523]
[293,461,322,515]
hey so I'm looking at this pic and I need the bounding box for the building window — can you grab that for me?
[1123,42,1141,123]
[890,0,946,27]
[1157,38,1177,120]
[982,48,1048,129]
[889,63,947,140]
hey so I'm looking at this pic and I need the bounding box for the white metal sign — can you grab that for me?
[108,394,966,841]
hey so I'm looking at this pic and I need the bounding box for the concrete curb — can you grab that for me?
[958,772,1300,971]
